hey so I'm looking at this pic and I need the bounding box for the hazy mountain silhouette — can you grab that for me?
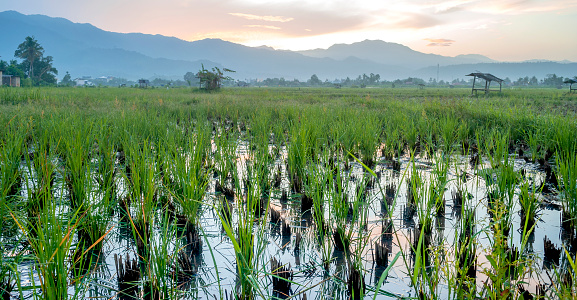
[1,10,575,81]
[298,40,495,69]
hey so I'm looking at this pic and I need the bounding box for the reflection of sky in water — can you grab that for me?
[12,144,565,299]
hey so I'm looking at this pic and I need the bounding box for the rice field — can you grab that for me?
[0,86,576,299]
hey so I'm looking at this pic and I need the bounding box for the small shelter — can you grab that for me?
[138,79,150,88]
[466,72,503,95]
[1,74,21,87]
[564,78,577,92]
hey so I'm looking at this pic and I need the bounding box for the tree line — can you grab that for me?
[248,73,576,88]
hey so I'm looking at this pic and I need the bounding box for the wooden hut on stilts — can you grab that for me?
[466,72,503,95]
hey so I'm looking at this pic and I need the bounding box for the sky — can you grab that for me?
[3,0,577,61]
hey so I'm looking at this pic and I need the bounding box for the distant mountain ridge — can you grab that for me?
[1,10,575,81]
[297,40,496,69]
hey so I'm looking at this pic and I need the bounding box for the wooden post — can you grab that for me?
[472,76,476,95]
[499,82,502,92]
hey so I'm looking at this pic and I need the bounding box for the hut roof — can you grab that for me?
[564,78,577,84]
[466,73,503,83]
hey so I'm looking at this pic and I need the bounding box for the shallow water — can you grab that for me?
[10,146,566,300]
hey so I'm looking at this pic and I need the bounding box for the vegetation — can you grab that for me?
[12,36,58,85]
[0,86,575,299]
[195,64,235,90]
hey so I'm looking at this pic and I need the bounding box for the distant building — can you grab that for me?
[138,79,150,88]
[0,71,21,87]
[75,78,87,86]
[74,78,94,86]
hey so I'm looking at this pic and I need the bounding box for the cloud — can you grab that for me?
[394,13,442,29]
[244,25,282,30]
[425,38,455,46]
[462,0,577,15]
[228,12,293,22]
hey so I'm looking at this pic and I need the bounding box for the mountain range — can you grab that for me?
[1,10,575,81]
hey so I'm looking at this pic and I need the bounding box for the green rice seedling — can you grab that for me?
[0,232,21,300]
[11,185,85,300]
[438,114,459,154]
[62,123,94,214]
[352,176,370,227]
[142,212,180,300]
[245,158,272,217]
[248,128,275,202]
[553,118,577,155]
[0,124,24,199]
[214,128,238,198]
[219,152,269,300]
[402,216,434,299]
[24,133,56,205]
[518,181,539,230]
[403,118,419,154]
[429,153,450,216]
[95,127,118,215]
[355,113,381,168]
[347,195,371,299]
[124,140,158,261]
[287,121,309,194]
[549,248,577,298]
[0,125,25,233]
[556,150,577,229]
[481,187,534,300]
[329,163,353,253]
[381,126,399,160]
[480,128,510,169]
[170,130,211,254]
[406,154,422,208]
[456,119,471,154]
[414,186,434,267]
[305,159,332,267]
[524,127,544,162]
[453,206,477,299]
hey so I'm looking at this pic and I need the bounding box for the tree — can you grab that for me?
[14,36,44,80]
[543,74,564,87]
[196,64,234,90]
[13,36,58,85]
[35,56,58,84]
[60,71,73,86]
[308,74,322,86]
[0,60,25,79]
[184,72,196,86]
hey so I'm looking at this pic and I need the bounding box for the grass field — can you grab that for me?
[0,86,576,299]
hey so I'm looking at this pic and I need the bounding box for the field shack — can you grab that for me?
[0,71,21,87]
[466,72,503,95]
[564,78,577,92]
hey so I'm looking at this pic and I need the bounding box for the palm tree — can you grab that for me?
[14,36,44,80]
